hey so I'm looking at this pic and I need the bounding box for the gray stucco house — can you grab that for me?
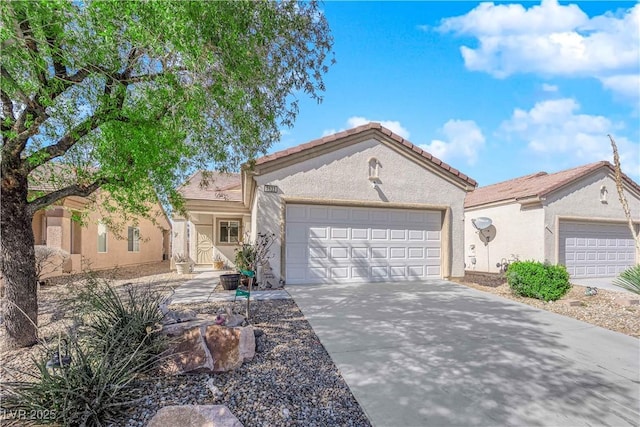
[464,161,640,279]
[173,122,477,285]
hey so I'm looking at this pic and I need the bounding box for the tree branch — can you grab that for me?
[27,177,111,216]
[23,115,101,173]
[1,90,15,131]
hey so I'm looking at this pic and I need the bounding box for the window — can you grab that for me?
[218,219,240,244]
[128,226,140,252]
[97,222,107,253]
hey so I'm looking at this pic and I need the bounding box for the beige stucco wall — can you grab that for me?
[464,170,640,273]
[543,171,640,264]
[253,138,470,282]
[33,199,170,276]
[464,204,545,273]
[172,213,250,268]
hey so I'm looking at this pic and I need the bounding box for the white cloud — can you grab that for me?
[420,119,485,165]
[600,74,640,101]
[499,98,639,176]
[542,83,558,92]
[438,1,640,98]
[322,116,411,139]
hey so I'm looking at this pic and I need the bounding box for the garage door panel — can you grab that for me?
[390,230,406,240]
[286,204,442,284]
[309,227,328,239]
[371,247,388,259]
[331,228,349,240]
[559,221,636,279]
[408,230,425,240]
[352,228,368,239]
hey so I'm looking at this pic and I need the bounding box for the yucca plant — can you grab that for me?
[613,265,640,295]
[3,330,159,426]
[2,276,168,425]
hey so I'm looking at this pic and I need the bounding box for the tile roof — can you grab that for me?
[465,161,640,208]
[178,171,242,202]
[255,122,477,187]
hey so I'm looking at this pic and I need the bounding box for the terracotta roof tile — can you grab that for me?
[255,122,477,187]
[465,161,640,208]
[178,171,242,202]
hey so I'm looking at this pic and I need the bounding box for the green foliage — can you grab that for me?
[235,242,257,272]
[506,261,571,301]
[613,265,640,295]
[1,0,334,213]
[2,278,167,425]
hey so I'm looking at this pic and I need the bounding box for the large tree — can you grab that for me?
[0,0,333,347]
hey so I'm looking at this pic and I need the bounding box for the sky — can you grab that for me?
[270,0,640,187]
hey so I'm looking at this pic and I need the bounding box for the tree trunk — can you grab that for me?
[1,170,38,348]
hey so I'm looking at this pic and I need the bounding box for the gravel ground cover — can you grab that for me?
[0,263,370,426]
[2,262,637,426]
[454,278,639,338]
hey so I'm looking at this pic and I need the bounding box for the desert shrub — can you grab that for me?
[614,265,640,295]
[3,330,158,426]
[2,276,167,425]
[506,261,571,301]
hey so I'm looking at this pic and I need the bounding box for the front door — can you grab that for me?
[195,225,214,264]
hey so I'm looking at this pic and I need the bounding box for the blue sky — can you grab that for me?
[271,0,640,187]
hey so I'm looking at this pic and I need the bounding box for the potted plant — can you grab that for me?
[212,254,225,270]
[173,253,190,274]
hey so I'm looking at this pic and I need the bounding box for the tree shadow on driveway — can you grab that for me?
[289,280,640,427]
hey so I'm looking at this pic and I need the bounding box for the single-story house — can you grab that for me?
[31,193,171,277]
[172,122,478,285]
[464,161,640,278]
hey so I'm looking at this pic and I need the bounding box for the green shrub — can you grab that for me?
[2,276,167,425]
[506,261,571,301]
[614,265,640,295]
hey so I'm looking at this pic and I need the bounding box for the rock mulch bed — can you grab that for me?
[1,263,370,427]
[454,279,639,338]
[109,300,370,427]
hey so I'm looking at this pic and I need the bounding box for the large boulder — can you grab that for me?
[204,325,255,372]
[147,405,243,427]
[161,317,255,374]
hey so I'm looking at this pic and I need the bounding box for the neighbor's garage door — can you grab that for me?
[559,221,637,278]
[285,204,441,284]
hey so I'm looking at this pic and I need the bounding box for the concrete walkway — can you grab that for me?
[170,270,290,304]
[289,280,640,427]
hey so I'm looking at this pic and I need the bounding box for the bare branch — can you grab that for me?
[27,177,110,215]
[608,134,640,251]
[23,115,101,172]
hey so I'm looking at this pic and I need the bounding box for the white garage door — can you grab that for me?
[559,221,637,278]
[285,204,442,284]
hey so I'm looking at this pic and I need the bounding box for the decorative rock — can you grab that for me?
[160,317,254,374]
[147,405,243,427]
[614,296,639,307]
[560,299,582,307]
[161,324,213,374]
[204,325,255,372]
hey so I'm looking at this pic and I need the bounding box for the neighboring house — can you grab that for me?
[464,161,640,279]
[173,122,477,285]
[31,193,171,277]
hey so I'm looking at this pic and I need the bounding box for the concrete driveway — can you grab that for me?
[288,280,640,427]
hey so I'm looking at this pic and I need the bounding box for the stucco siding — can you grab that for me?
[253,138,469,282]
[35,200,170,277]
[544,171,640,265]
[464,204,545,272]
